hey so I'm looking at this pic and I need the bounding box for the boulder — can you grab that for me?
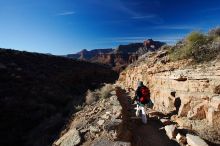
[97,119,105,126]
[113,141,131,146]
[160,118,172,126]
[187,102,206,120]
[178,101,191,117]
[54,129,81,146]
[101,114,110,120]
[104,119,122,132]
[210,96,220,110]
[207,107,220,127]
[170,71,188,81]
[112,105,122,114]
[176,133,187,144]
[89,126,100,133]
[186,134,208,146]
[110,95,117,101]
[165,125,177,139]
[91,139,131,146]
[175,117,192,129]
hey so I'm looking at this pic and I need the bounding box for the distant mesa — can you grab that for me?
[66,39,165,72]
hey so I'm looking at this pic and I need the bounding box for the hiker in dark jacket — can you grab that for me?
[132,81,151,124]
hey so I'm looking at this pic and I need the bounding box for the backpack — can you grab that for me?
[139,86,150,104]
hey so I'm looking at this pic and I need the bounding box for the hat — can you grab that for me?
[137,81,143,87]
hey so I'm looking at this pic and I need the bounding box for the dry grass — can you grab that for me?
[98,84,114,99]
[85,89,98,105]
[85,84,115,104]
[74,105,83,111]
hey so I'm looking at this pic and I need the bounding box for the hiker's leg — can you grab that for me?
[135,104,140,117]
[141,106,147,124]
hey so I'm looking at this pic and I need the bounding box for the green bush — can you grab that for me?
[168,45,192,61]
[168,30,219,62]
[186,31,207,44]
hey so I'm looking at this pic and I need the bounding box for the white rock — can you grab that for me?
[54,129,81,146]
[176,133,182,141]
[165,125,177,139]
[101,114,110,119]
[97,119,105,126]
[160,118,171,125]
[89,126,99,133]
[110,90,116,95]
[186,134,208,146]
[106,111,111,115]
[176,133,187,144]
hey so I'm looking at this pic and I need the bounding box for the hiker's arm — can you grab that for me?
[131,96,137,103]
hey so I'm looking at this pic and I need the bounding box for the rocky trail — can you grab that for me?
[115,87,179,146]
[54,85,214,146]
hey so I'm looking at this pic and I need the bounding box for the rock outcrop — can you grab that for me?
[53,85,129,146]
[117,49,220,144]
[165,125,177,139]
[186,134,208,146]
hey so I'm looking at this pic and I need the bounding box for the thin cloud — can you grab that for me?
[92,0,163,24]
[131,14,163,24]
[102,35,183,44]
[57,11,75,16]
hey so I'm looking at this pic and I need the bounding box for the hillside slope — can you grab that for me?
[117,33,220,144]
[0,48,118,146]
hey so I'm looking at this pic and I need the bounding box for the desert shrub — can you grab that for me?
[186,31,207,44]
[168,45,192,61]
[98,84,114,99]
[85,89,97,105]
[74,105,83,111]
[85,84,114,104]
[168,31,219,62]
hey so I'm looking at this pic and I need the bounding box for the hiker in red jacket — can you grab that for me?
[132,81,152,124]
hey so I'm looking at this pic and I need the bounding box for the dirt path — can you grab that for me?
[116,87,179,146]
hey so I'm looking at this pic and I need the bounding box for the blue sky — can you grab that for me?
[0,0,220,55]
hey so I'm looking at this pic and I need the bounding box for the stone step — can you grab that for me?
[186,134,208,146]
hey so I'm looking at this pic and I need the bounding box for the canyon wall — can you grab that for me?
[117,51,220,143]
[67,39,165,72]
